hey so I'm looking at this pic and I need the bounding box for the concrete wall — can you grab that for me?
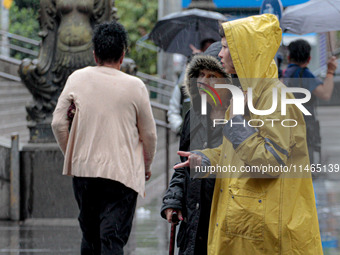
[20,143,78,219]
[0,138,10,219]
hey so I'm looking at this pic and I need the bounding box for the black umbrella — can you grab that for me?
[148,8,227,57]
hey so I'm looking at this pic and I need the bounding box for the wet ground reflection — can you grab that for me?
[315,179,340,255]
[1,185,340,254]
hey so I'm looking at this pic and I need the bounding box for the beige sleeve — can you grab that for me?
[51,75,74,154]
[136,82,157,172]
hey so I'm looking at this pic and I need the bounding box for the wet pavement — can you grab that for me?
[0,196,172,255]
[315,179,340,255]
[0,106,340,254]
[0,221,80,254]
[310,106,340,255]
[0,126,179,255]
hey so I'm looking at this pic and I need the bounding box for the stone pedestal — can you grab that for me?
[27,119,56,143]
[20,143,78,219]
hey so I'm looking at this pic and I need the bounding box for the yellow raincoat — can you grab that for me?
[200,14,323,254]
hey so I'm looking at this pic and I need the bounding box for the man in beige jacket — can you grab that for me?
[51,21,157,254]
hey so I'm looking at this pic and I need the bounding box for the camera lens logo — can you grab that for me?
[198,82,222,116]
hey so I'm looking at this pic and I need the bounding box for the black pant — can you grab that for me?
[73,177,137,255]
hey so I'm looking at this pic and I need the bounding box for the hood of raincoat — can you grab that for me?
[183,42,231,111]
[222,14,282,99]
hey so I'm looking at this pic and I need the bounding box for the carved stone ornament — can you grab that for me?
[18,0,119,142]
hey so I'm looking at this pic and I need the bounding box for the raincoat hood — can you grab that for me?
[222,14,281,96]
[183,42,231,108]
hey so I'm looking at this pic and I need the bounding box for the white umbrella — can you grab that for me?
[280,0,340,35]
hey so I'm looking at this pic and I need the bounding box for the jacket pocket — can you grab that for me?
[226,186,265,240]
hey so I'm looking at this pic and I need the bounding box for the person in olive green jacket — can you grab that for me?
[175,14,322,255]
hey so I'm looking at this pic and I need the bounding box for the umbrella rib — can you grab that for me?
[327,0,340,12]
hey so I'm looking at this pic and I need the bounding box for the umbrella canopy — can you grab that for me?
[148,8,227,57]
[280,0,340,34]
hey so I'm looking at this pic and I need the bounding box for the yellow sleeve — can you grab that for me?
[197,143,223,167]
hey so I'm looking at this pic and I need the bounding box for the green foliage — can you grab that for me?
[9,2,40,59]
[14,0,39,12]
[116,0,158,74]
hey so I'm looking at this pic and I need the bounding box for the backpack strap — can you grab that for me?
[298,67,307,88]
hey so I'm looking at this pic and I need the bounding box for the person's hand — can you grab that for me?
[189,44,202,54]
[173,151,202,169]
[145,171,152,181]
[327,56,338,74]
[164,208,183,223]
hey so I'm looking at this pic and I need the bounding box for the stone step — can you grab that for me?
[0,111,26,125]
[0,80,25,89]
[0,130,29,144]
[0,121,29,141]
[0,85,27,92]
[0,68,30,143]
[0,96,32,110]
[0,107,24,115]
[0,56,21,77]
[0,88,30,99]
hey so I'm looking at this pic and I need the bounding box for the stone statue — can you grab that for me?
[19,0,119,142]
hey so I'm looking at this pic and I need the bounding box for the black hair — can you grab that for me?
[92,21,128,64]
[200,38,216,51]
[219,24,225,38]
[288,39,311,64]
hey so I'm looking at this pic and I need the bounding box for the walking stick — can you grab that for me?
[169,211,179,255]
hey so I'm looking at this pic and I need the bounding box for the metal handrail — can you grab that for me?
[0,30,40,46]
[150,101,171,187]
[138,72,176,101]
[0,55,21,65]
[0,71,21,82]
[136,34,158,52]
[9,44,38,57]
[150,101,170,112]
[0,30,40,58]
[146,85,172,98]
[137,71,176,88]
